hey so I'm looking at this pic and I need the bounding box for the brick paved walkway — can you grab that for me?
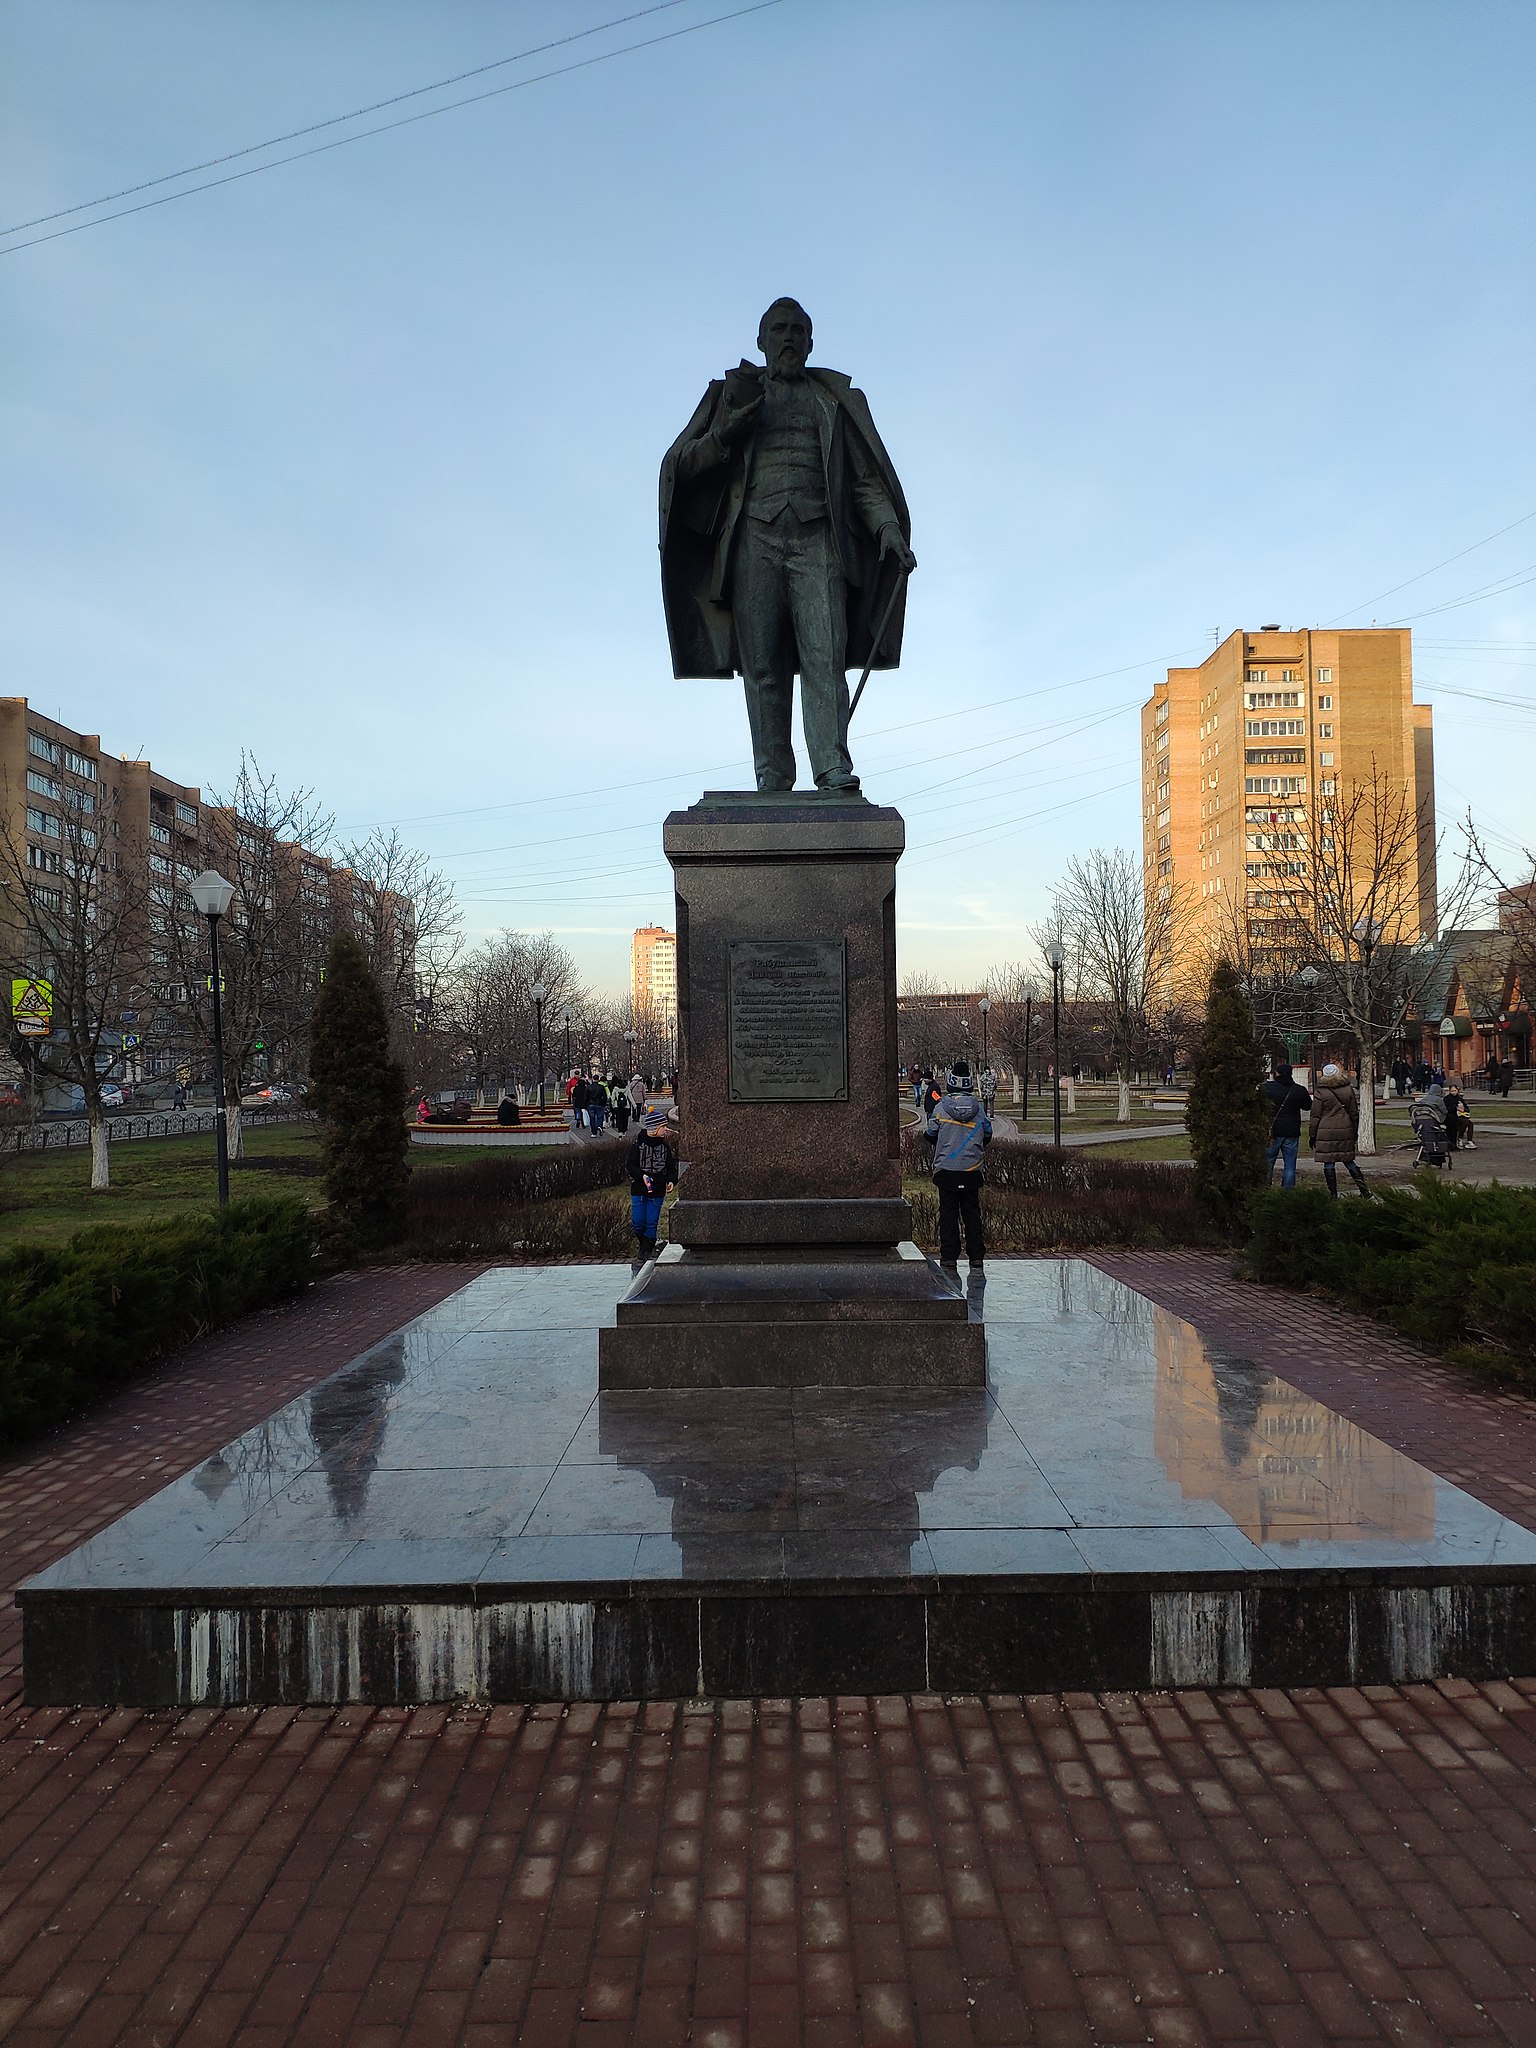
[0,1258,1533,2045]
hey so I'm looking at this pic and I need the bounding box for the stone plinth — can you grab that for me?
[598,792,983,1389]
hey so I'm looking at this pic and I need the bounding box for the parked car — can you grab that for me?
[240,1082,295,1107]
[67,1083,127,1113]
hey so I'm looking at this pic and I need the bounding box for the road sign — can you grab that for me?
[205,975,226,993]
[11,976,52,1038]
[120,1009,139,1024]
[123,1033,141,1050]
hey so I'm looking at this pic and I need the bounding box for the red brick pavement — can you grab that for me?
[0,1257,1533,2045]
[1089,1250,1536,1535]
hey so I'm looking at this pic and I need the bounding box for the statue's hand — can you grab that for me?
[880,526,917,574]
[717,391,764,448]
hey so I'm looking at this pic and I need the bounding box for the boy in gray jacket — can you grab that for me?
[923,1058,993,1274]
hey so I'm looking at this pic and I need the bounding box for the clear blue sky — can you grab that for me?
[4,0,1533,993]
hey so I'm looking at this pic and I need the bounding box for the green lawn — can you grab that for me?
[0,1123,553,1248]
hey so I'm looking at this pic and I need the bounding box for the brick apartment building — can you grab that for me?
[1141,627,1436,992]
[0,698,408,1095]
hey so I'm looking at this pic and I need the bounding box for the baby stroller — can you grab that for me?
[1410,1097,1449,1169]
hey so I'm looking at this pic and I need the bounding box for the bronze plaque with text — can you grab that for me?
[728,940,848,1102]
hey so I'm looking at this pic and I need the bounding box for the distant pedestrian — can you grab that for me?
[612,1087,631,1135]
[626,1110,678,1262]
[628,1072,647,1119]
[1443,1079,1466,1152]
[921,1070,942,1121]
[923,1057,992,1275]
[588,1078,607,1137]
[1499,1058,1515,1098]
[1391,1058,1411,1098]
[496,1094,520,1126]
[1309,1062,1371,1197]
[979,1065,998,1114]
[1261,1059,1311,1190]
[174,1081,187,1112]
[1484,1054,1500,1094]
[571,1075,590,1130]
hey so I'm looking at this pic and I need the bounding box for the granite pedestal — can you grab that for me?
[599,791,982,1388]
[21,1262,1536,1705]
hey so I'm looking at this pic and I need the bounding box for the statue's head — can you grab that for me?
[757,297,812,377]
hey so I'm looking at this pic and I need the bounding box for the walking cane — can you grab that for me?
[847,565,909,722]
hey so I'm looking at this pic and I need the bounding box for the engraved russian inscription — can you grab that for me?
[728,940,848,1102]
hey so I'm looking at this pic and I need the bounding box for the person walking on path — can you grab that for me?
[1499,1057,1515,1098]
[923,1057,992,1275]
[1310,1062,1371,1197]
[588,1077,607,1137]
[628,1072,648,1120]
[1261,1059,1311,1190]
[1411,1083,1451,1168]
[979,1065,998,1116]
[626,1110,678,1262]
[611,1084,632,1135]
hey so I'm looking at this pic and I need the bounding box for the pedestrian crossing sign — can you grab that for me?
[10,977,52,1037]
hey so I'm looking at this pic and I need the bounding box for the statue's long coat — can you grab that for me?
[659,366,911,681]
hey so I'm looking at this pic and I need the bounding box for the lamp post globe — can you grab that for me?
[187,870,235,1206]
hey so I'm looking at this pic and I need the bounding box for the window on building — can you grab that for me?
[1155,700,1169,726]
[1316,668,1333,685]
[27,770,60,799]
[1246,669,1267,684]
[149,853,172,875]
[1318,722,1333,738]
[175,801,197,828]
[149,822,172,846]
[63,750,97,780]
[1320,751,1335,766]
[27,732,59,764]
[25,807,59,838]
[33,885,61,912]
[1280,670,1297,683]
[63,788,94,814]
[1317,693,1333,709]
[27,844,61,873]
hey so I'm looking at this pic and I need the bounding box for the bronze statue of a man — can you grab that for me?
[660,299,915,793]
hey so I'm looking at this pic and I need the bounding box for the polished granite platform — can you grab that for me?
[21,1260,1536,1704]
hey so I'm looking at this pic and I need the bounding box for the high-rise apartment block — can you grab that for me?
[1141,628,1436,990]
[630,926,677,1029]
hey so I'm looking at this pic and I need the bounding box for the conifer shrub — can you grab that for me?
[1185,958,1268,1239]
[0,1196,318,1451]
[308,933,411,1248]
[1243,1177,1536,1377]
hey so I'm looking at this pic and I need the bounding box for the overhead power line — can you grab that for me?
[0,0,786,255]
[1322,508,1536,624]
[0,2,693,238]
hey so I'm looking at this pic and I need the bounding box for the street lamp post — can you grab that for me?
[1298,965,1320,1080]
[978,996,991,1071]
[531,983,547,1112]
[187,869,235,1207]
[1021,984,1036,1122]
[1047,942,1065,1148]
[561,1007,572,1081]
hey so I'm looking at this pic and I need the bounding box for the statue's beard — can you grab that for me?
[770,348,805,378]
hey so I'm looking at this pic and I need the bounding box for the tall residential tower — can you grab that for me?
[1141,628,1435,991]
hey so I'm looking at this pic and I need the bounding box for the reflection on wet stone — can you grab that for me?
[308,1334,409,1523]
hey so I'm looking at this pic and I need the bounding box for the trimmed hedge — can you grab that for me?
[1243,1177,1536,1374]
[0,1196,320,1453]
[901,1132,1216,1250]
[403,1142,631,1258]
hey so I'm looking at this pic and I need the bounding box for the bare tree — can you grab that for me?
[169,758,333,1160]
[1272,766,1479,1153]
[437,931,585,1101]
[333,826,462,1045]
[896,972,957,1076]
[0,775,143,1188]
[1043,848,1182,1120]
[982,961,1044,1100]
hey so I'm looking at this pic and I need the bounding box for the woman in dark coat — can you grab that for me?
[1308,1063,1370,1197]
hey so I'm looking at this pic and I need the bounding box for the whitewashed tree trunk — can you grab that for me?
[1011,1072,1021,1108]
[227,1095,245,1162]
[1065,1077,1076,1114]
[1356,1044,1378,1156]
[88,1104,110,1190]
[1117,1077,1132,1123]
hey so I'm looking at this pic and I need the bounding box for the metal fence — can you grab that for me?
[0,1108,315,1156]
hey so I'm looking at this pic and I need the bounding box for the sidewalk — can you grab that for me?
[0,1259,1533,2044]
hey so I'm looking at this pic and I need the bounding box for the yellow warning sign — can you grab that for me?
[10,977,52,1038]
